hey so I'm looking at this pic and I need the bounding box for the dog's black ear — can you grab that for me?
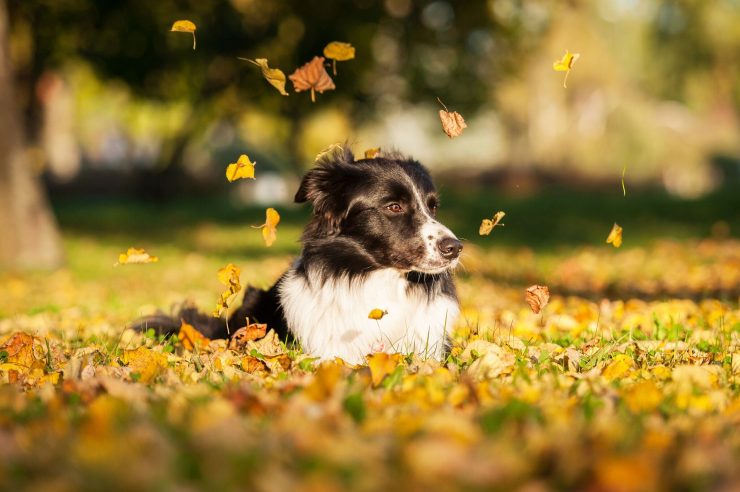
[295,146,357,235]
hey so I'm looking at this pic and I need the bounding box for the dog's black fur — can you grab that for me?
[134,147,460,347]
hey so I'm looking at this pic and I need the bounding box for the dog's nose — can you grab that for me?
[437,237,463,259]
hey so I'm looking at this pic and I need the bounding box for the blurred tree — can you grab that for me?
[0,0,63,269]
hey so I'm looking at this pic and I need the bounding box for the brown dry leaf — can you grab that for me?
[289,56,336,102]
[226,154,256,182]
[368,308,388,320]
[170,20,197,50]
[121,347,167,383]
[116,247,158,266]
[367,352,401,386]
[241,355,267,373]
[323,41,355,74]
[254,208,280,247]
[525,285,550,314]
[213,263,241,317]
[437,98,467,138]
[364,147,381,159]
[479,211,506,236]
[229,322,267,350]
[607,223,623,248]
[178,320,210,351]
[239,58,289,96]
[0,332,41,373]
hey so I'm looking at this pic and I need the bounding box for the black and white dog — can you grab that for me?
[140,147,462,364]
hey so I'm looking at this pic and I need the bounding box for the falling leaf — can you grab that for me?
[239,58,289,96]
[229,322,268,350]
[116,247,159,266]
[323,41,355,75]
[479,211,506,235]
[253,208,280,247]
[621,166,627,196]
[367,352,401,386]
[315,143,343,162]
[553,49,580,88]
[178,320,210,351]
[289,57,336,102]
[368,309,388,320]
[213,263,242,317]
[606,223,623,248]
[226,154,256,182]
[525,285,550,314]
[170,20,197,50]
[437,98,467,138]
[364,147,381,159]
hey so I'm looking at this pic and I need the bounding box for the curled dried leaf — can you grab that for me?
[213,263,241,317]
[525,285,550,314]
[240,58,289,96]
[437,98,467,138]
[289,57,335,102]
[226,154,256,182]
[170,20,197,50]
[479,211,506,235]
[607,223,623,248]
[229,322,268,350]
[553,49,580,88]
[178,320,209,351]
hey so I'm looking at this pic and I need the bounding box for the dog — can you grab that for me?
[136,147,462,364]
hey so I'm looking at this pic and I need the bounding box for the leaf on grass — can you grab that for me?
[437,98,467,138]
[254,208,280,247]
[602,353,633,381]
[0,332,41,374]
[368,308,388,320]
[364,147,381,159]
[553,49,580,88]
[170,20,197,50]
[367,352,401,387]
[213,263,241,317]
[241,355,267,373]
[479,211,506,235]
[178,320,209,351]
[305,362,343,400]
[229,322,268,350]
[121,346,167,383]
[289,57,335,102]
[606,223,623,248]
[525,285,550,314]
[226,154,256,182]
[239,58,289,96]
[116,247,158,266]
[323,41,355,75]
[622,380,662,413]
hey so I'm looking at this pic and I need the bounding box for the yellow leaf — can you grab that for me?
[213,263,242,317]
[255,208,280,247]
[323,41,355,75]
[0,332,42,374]
[304,361,343,400]
[602,353,633,381]
[121,346,167,383]
[437,98,467,138]
[364,147,381,159]
[315,143,343,162]
[525,284,550,314]
[240,58,289,96]
[367,352,401,386]
[225,154,256,182]
[178,320,210,351]
[116,247,158,266]
[170,20,197,50]
[623,380,662,413]
[368,308,388,320]
[606,223,623,248]
[479,211,505,235]
[552,50,580,88]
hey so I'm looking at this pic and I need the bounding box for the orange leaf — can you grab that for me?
[229,322,268,350]
[178,320,210,351]
[525,285,550,314]
[437,98,467,138]
[364,147,381,159]
[289,57,336,102]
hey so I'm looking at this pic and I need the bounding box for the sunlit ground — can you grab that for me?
[0,188,738,490]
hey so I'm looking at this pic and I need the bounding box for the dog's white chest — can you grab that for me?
[279,267,458,364]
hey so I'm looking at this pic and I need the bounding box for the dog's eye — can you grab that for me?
[429,203,438,216]
[386,203,403,214]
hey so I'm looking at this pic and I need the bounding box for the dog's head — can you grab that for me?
[295,147,462,274]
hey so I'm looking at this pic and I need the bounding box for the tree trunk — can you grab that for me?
[0,0,63,270]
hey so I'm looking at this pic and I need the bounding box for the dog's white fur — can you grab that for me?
[280,265,459,364]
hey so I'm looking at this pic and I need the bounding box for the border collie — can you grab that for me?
[138,147,462,364]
